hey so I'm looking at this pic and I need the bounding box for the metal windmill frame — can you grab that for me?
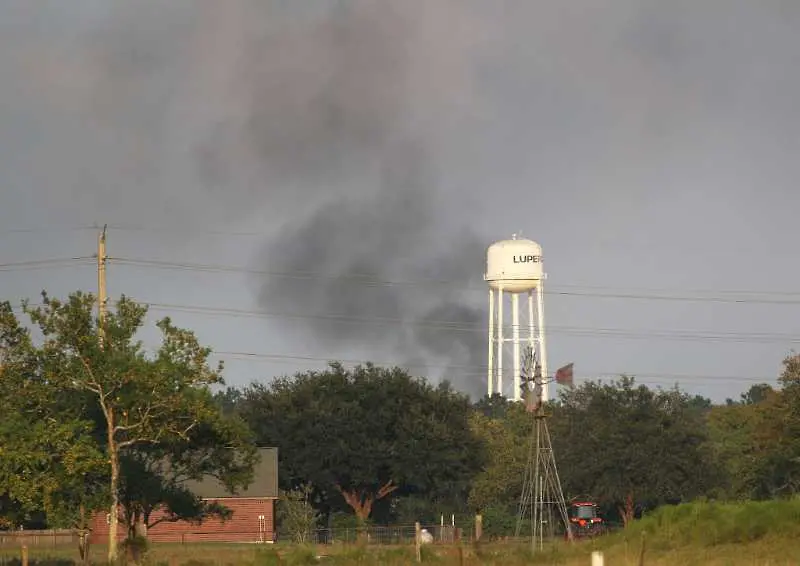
[515,346,573,551]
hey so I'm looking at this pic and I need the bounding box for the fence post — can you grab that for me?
[415,522,421,563]
[474,514,482,542]
[21,545,29,566]
[638,531,647,566]
[591,550,604,566]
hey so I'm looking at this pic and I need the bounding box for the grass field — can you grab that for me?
[4,499,800,564]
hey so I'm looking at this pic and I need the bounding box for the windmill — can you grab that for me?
[515,347,574,551]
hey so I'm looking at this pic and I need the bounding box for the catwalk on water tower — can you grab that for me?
[484,234,547,402]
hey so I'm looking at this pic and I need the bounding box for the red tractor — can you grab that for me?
[567,500,605,538]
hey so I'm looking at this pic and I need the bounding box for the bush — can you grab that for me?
[283,545,319,565]
[620,498,800,548]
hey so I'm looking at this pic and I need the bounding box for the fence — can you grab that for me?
[297,524,463,545]
[0,530,77,549]
[0,524,464,549]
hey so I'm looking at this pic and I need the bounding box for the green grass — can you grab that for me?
[5,500,800,564]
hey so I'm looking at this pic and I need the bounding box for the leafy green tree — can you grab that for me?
[213,387,244,416]
[238,363,484,524]
[117,408,257,541]
[705,402,763,499]
[466,404,529,513]
[0,301,107,562]
[550,376,715,526]
[21,291,229,562]
[277,484,320,543]
[746,353,800,498]
[472,393,513,420]
[0,302,103,529]
[741,383,775,405]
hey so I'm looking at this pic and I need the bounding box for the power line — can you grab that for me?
[133,300,800,345]
[0,229,796,302]
[0,224,267,236]
[0,226,97,234]
[7,298,796,345]
[106,223,274,236]
[0,256,95,272]
[4,302,779,386]
[0,233,784,392]
[211,350,777,386]
[110,257,800,304]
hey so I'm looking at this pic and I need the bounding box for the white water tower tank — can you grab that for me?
[485,234,548,403]
[485,236,543,292]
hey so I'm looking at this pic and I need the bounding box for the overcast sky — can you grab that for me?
[1,0,798,403]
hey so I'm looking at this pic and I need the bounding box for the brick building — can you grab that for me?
[91,447,279,544]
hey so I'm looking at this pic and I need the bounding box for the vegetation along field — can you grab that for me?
[2,290,800,564]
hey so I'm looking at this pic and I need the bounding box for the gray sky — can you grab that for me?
[1,0,798,403]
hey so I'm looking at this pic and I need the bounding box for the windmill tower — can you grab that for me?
[484,234,547,401]
[515,347,573,551]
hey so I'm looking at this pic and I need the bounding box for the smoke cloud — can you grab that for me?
[8,1,797,401]
[247,3,492,396]
[0,0,495,396]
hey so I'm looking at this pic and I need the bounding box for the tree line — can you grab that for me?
[1,290,798,559]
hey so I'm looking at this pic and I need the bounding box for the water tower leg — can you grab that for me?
[536,284,548,401]
[487,289,494,397]
[527,290,535,357]
[512,293,520,401]
[497,287,504,397]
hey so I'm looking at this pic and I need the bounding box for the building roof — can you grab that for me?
[184,447,278,499]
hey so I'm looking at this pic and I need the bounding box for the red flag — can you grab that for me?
[555,363,574,386]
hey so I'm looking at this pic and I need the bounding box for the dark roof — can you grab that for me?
[184,447,278,499]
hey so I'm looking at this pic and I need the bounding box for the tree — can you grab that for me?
[213,387,244,416]
[22,291,229,563]
[277,484,320,543]
[746,353,800,497]
[741,383,775,405]
[117,408,258,542]
[472,393,513,420]
[466,404,529,513]
[0,301,107,562]
[705,402,763,499]
[550,376,715,526]
[238,363,485,524]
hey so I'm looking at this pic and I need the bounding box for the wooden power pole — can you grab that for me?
[97,224,108,345]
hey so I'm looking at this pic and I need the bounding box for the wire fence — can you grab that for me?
[295,524,463,545]
[0,525,466,550]
[0,530,77,549]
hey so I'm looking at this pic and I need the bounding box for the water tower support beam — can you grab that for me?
[512,293,521,401]
[488,288,494,396]
[527,290,535,356]
[497,287,504,396]
[536,283,548,401]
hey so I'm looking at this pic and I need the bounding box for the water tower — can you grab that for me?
[484,234,547,402]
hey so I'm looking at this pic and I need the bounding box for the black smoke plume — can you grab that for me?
[248,3,490,396]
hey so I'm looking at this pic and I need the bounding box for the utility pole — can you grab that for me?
[97,224,107,346]
[96,224,119,563]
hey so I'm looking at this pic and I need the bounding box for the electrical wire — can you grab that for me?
[7,296,798,345]
[106,223,274,236]
[3,303,780,386]
[0,226,97,234]
[0,256,95,272]
[211,351,777,386]
[109,257,800,304]
[0,233,790,391]
[133,300,800,345]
